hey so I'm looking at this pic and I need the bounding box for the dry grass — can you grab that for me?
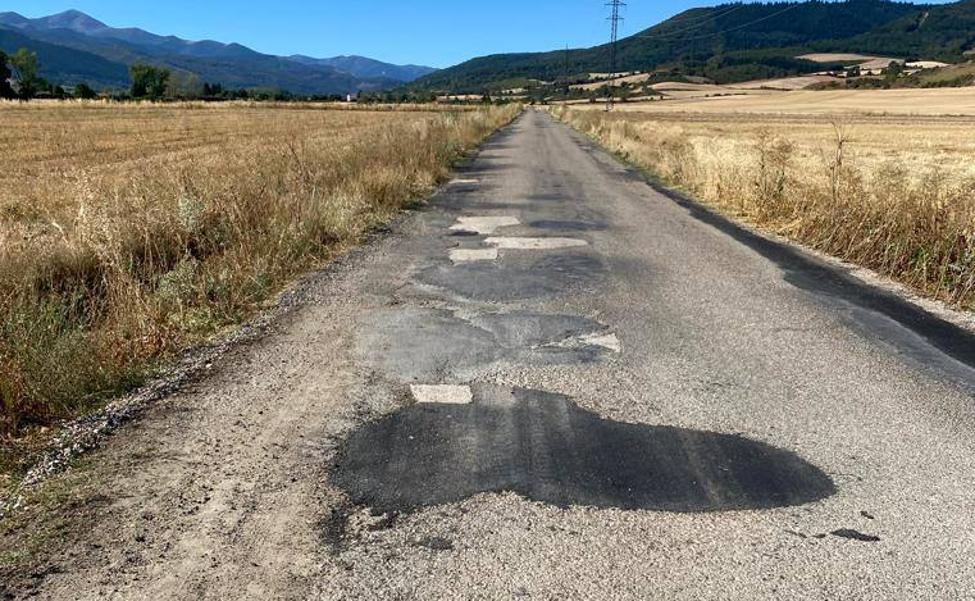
[554,106,975,312]
[0,101,518,454]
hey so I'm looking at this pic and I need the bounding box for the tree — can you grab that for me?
[74,82,97,100]
[9,48,40,100]
[885,60,905,83]
[203,82,225,98]
[0,51,16,99]
[166,71,203,99]
[129,64,171,100]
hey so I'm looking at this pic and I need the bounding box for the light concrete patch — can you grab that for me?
[485,237,589,250]
[449,248,499,264]
[549,331,621,353]
[579,332,621,353]
[410,385,473,405]
[450,216,520,235]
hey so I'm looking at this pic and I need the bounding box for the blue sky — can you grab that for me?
[8,1,732,68]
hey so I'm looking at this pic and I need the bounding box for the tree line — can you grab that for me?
[0,50,355,102]
[2,49,506,104]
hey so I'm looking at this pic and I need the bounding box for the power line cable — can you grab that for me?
[635,4,748,39]
[636,3,802,41]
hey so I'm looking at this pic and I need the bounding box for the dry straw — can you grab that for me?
[0,102,518,442]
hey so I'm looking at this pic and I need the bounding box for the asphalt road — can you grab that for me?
[7,110,975,600]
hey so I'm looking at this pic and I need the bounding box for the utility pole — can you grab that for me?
[563,44,570,98]
[606,0,625,111]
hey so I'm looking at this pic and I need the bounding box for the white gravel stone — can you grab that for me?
[449,248,499,264]
[450,216,520,235]
[579,332,622,353]
[410,385,474,405]
[484,237,589,250]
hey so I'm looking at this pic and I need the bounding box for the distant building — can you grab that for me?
[436,94,484,103]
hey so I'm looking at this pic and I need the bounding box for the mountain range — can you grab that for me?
[4,3,973,96]
[411,0,975,92]
[0,10,437,94]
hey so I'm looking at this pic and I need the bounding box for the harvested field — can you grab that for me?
[646,76,832,98]
[572,73,652,91]
[0,101,518,477]
[730,75,837,90]
[798,52,887,63]
[583,87,975,115]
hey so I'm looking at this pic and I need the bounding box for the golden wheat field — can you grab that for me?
[0,101,518,467]
[590,86,975,116]
[554,104,975,315]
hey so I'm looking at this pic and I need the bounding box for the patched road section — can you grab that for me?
[321,110,975,599]
[333,385,835,514]
[418,253,606,302]
[356,309,618,380]
[337,107,837,545]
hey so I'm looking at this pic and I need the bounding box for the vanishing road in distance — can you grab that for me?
[19,110,975,600]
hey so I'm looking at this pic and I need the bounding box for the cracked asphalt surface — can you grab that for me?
[5,110,975,600]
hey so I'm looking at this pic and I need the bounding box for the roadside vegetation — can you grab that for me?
[0,102,519,478]
[554,106,975,311]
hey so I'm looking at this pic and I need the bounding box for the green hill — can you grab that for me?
[815,0,975,59]
[412,0,964,92]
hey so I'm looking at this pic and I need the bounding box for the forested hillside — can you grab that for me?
[815,0,975,59]
[411,0,973,92]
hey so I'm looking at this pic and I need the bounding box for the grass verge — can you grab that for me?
[0,102,520,480]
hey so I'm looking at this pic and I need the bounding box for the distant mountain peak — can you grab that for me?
[0,11,31,27]
[39,9,109,33]
[287,54,437,82]
[52,9,95,18]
